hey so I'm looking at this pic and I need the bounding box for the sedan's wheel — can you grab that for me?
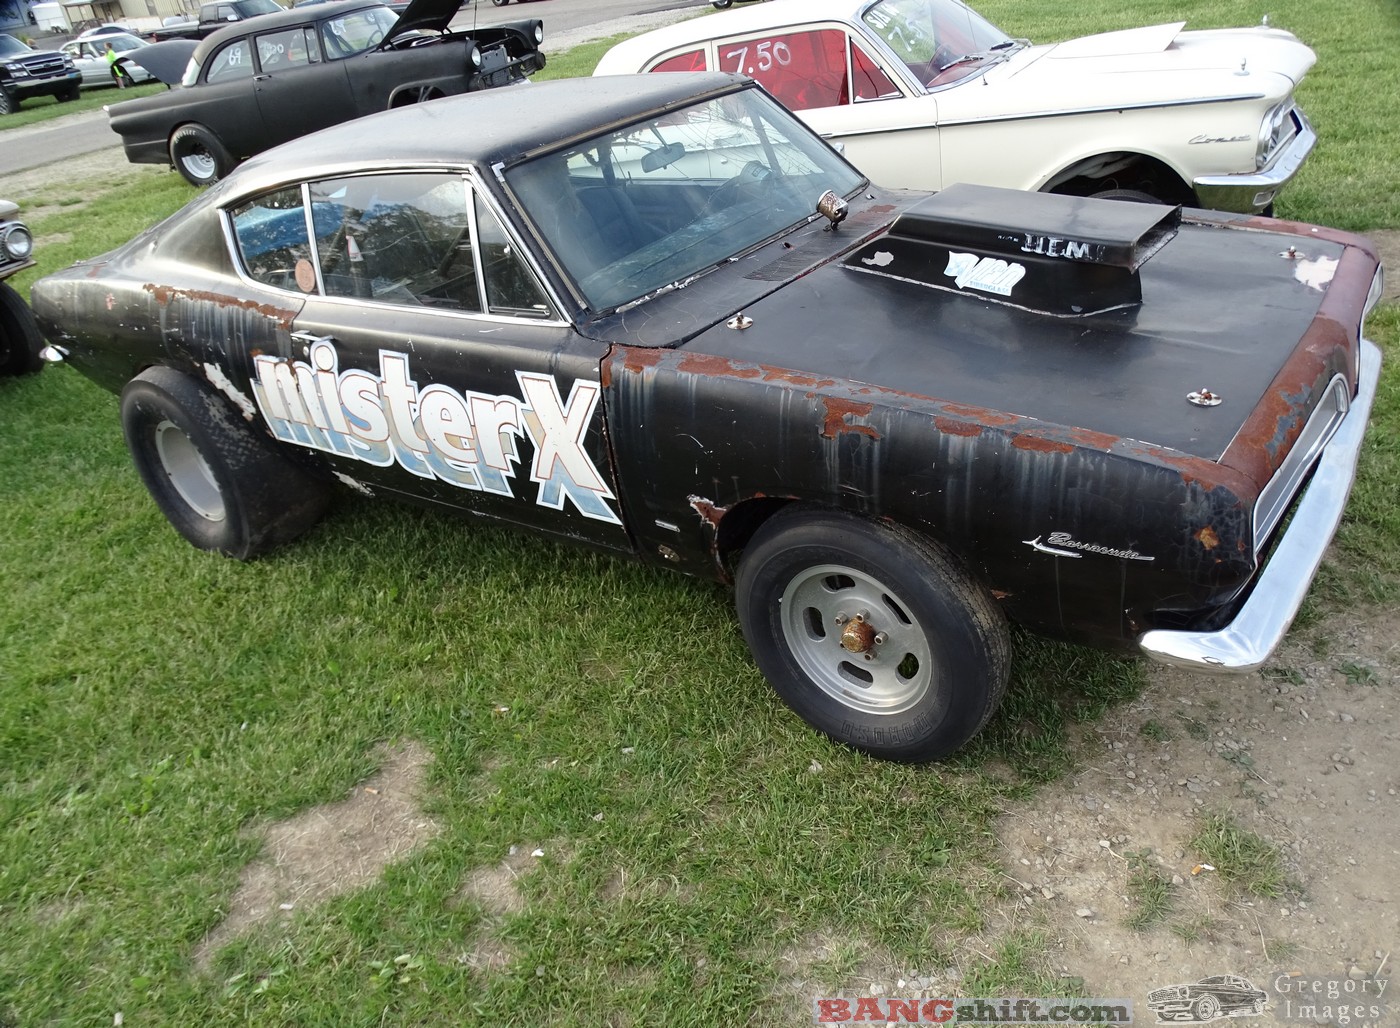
[0,281,45,377]
[0,89,16,115]
[736,507,1010,762]
[491,0,510,5]
[1191,995,1221,1021]
[120,366,331,559]
[713,0,734,7]
[168,124,234,187]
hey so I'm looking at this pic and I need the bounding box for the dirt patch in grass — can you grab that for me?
[459,847,534,917]
[981,609,1399,1012]
[4,148,166,211]
[194,739,440,969]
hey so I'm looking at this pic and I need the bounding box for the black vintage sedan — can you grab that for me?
[109,0,544,186]
[33,74,1383,762]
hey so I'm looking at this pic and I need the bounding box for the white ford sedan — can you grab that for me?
[59,34,156,88]
[595,0,1316,214]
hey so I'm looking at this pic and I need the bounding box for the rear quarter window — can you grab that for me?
[651,49,706,73]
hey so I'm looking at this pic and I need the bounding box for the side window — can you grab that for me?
[473,194,551,318]
[256,27,314,71]
[204,39,253,83]
[309,173,475,308]
[230,186,314,291]
[651,49,706,73]
[852,42,900,100]
[717,29,848,112]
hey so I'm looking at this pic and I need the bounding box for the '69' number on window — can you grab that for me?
[722,39,792,76]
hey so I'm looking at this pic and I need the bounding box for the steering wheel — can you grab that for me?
[710,160,774,210]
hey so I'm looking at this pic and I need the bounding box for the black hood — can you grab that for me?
[123,40,197,85]
[382,0,462,42]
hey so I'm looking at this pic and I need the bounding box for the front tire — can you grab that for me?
[736,508,1010,762]
[713,0,734,7]
[0,88,16,115]
[0,281,44,377]
[120,366,331,559]
[168,124,234,187]
[1090,188,1164,204]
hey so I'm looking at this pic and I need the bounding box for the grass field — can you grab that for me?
[1,2,1397,1024]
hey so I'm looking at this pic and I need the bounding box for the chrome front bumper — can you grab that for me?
[1193,109,1317,214]
[1139,337,1381,672]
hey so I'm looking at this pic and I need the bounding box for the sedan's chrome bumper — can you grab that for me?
[1139,337,1381,672]
[1193,109,1316,214]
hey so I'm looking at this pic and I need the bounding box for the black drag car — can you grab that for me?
[33,74,1383,762]
[109,0,545,186]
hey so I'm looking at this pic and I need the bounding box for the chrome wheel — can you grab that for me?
[178,148,217,183]
[779,562,933,716]
[153,418,225,522]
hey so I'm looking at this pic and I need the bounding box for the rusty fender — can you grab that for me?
[602,346,1259,648]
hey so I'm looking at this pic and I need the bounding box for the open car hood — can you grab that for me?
[382,0,463,43]
[123,39,197,85]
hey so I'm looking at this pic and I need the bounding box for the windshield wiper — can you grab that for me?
[934,39,1024,74]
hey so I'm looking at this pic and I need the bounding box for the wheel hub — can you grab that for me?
[838,613,876,654]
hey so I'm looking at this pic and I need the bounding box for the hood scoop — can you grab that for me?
[846,183,1180,316]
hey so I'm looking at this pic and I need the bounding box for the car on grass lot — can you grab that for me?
[109,0,546,186]
[595,0,1316,214]
[0,33,83,114]
[31,73,1383,762]
[1,199,42,376]
[60,33,158,88]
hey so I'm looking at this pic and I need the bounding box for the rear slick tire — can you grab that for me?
[736,507,1011,763]
[120,366,331,559]
[168,124,233,187]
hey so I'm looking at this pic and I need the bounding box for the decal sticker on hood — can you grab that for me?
[944,252,1026,296]
[252,341,621,525]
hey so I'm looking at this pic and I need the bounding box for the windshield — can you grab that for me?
[862,0,1014,89]
[320,6,398,58]
[0,35,32,57]
[506,88,864,312]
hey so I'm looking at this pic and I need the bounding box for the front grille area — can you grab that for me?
[17,53,68,77]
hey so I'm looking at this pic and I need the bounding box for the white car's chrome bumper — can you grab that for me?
[1139,337,1381,672]
[1193,109,1316,214]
